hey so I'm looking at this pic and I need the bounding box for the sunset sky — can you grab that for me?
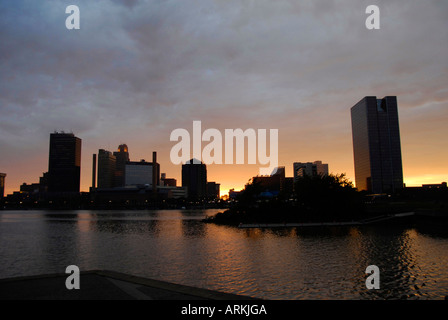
[1,0,447,197]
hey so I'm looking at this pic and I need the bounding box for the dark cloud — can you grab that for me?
[0,0,447,192]
[111,0,140,8]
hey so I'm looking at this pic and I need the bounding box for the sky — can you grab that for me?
[1,0,447,196]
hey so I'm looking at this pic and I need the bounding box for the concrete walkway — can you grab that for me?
[0,270,256,300]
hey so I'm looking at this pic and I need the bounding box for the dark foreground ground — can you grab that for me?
[0,270,256,300]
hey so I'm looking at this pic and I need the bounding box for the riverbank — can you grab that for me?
[202,201,448,228]
[237,212,416,228]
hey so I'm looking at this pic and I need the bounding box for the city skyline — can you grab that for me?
[1,1,448,196]
[1,122,444,198]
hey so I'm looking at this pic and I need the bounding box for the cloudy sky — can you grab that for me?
[1,0,447,196]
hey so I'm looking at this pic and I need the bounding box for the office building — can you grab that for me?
[161,173,177,187]
[125,160,160,187]
[113,144,130,188]
[252,166,286,194]
[206,181,220,199]
[157,186,188,199]
[92,154,97,189]
[0,173,5,198]
[293,161,329,182]
[182,159,207,199]
[422,182,447,189]
[97,149,116,189]
[20,172,48,195]
[351,96,403,193]
[48,132,82,193]
[229,189,240,200]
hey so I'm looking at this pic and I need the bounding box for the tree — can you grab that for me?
[294,173,363,220]
[236,178,263,207]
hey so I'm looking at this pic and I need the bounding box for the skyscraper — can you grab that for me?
[48,132,82,193]
[351,96,403,194]
[97,149,116,189]
[113,144,130,188]
[92,154,97,189]
[0,173,6,198]
[182,159,207,199]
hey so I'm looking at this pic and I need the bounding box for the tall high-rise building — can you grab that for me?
[0,173,6,198]
[113,144,130,188]
[182,159,207,199]
[293,161,329,182]
[48,132,82,193]
[97,149,116,189]
[92,154,97,189]
[351,96,403,194]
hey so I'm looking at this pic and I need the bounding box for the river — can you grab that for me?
[1,209,447,299]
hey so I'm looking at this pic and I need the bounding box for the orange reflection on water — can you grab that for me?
[76,212,95,233]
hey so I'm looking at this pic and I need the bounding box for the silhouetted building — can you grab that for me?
[113,144,130,188]
[92,154,97,189]
[125,160,160,187]
[284,177,294,195]
[97,149,116,189]
[251,166,286,195]
[206,181,220,199]
[293,161,328,182]
[39,172,49,188]
[422,182,447,189]
[351,96,403,194]
[20,182,41,194]
[161,173,177,187]
[92,185,168,207]
[229,189,240,200]
[252,176,281,195]
[0,173,5,198]
[48,132,82,193]
[157,186,188,199]
[20,172,48,195]
[182,159,207,199]
[152,152,158,194]
[402,182,448,202]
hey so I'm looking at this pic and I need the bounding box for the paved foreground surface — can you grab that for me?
[0,270,256,300]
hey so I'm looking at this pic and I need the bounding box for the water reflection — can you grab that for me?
[92,218,161,235]
[0,209,447,299]
[416,223,448,239]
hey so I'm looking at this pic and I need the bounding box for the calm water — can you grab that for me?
[1,209,447,300]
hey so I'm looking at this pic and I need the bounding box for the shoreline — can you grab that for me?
[203,208,448,228]
[237,212,415,228]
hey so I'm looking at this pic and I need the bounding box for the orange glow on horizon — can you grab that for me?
[3,159,447,197]
[403,175,448,187]
[2,136,447,197]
